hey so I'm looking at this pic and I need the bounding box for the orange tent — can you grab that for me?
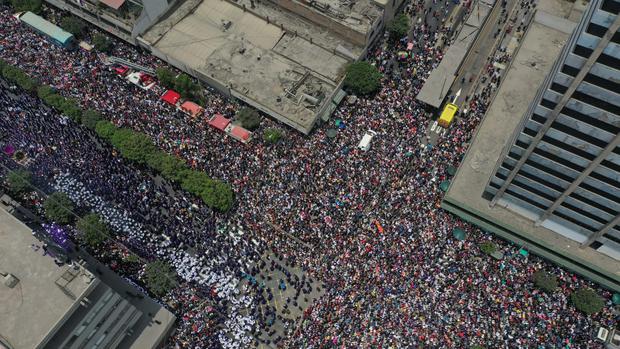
[208,114,230,132]
[180,101,204,118]
[229,125,252,143]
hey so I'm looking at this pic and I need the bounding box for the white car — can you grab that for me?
[358,130,377,151]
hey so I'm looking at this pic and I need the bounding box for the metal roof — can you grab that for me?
[20,11,74,45]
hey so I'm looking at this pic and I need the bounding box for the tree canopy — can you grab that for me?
[236,107,261,131]
[92,34,113,53]
[6,169,32,196]
[44,192,75,225]
[145,260,177,297]
[344,62,382,96]
[532,270,558,293]
[60,16,87,39]
[110,129,157,164]
[479,241,497,255]
[263,128,283,144]
[156,67,176,90]
[2,64,38,92]
[387,13,410,40]
[571,288,604,315]
[81,109,103,130]
[10,0,42,13]
[77,213,109,248]
[174,73,200,99]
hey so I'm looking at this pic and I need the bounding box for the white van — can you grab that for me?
[358,130,377,151]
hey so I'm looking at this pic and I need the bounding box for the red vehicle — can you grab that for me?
[114,65,129,76]
[140,73,155,86]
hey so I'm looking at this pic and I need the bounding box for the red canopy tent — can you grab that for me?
[229,125,252,143]
[161,90,180,106]
[180,101,204,118]
[208,114,230,132]
[114,65,129,76]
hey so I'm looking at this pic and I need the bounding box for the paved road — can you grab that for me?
[423,0,528,147]
[451,0,521,106]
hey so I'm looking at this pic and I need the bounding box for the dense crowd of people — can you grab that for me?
[0,2,617,348]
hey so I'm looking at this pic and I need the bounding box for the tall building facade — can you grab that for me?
[485,0,620,258]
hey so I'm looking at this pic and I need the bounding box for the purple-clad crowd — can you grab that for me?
[0,2,617,348]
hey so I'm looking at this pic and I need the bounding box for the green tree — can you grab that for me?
[386,13,410,40]
[343,62,382,96]
[95,120,117,141]
[156,67,175,89]
[479,241,497,255]
[44,192,75,225]
[76,213,109,248]
[110,129,156,164]
[201,180,234,212]
[59,98,82,123]
[60,16,86,38]
[147,152,186,181]
[6,169,32,196]
[2,65,38,92]
[92,34,112,53]
[571,288,604,315]
[174,73,199,99]
[145,260,177,297]
[10,0,42,13]
[81,109,103,129]
[39,88,65,110]
[532,270,558,293]
[180,170,213,195]
[263,128,282,144]
[37,85,55,100]
[236,107,261,131]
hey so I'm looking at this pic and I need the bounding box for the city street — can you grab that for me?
[424,0,535,147]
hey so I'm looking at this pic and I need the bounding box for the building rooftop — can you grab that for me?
[0,208,97,349]
[281,0,383,35]
[442,7,620,291]
[233,0,366,58]
[143,0,347,133]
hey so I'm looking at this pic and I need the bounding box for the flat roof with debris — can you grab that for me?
[143,0,351,133]
[0,207,97,349]
[442,4,620,290]
[302,0,383,34]
[234,0,367,58]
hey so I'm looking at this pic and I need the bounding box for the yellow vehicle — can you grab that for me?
[438,103,458,128]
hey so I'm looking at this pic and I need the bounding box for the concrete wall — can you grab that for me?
[44,0,134,43]
[132,0,176,38]
[44,0,175,44]
[266,0,369,46]
[379,0,408,22]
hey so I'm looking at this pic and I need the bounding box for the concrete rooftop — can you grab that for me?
[443,6,620,290]
[0,208,97,349]
[234,0,366,58]
[143,0,345,133]
[283,0,382,34]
